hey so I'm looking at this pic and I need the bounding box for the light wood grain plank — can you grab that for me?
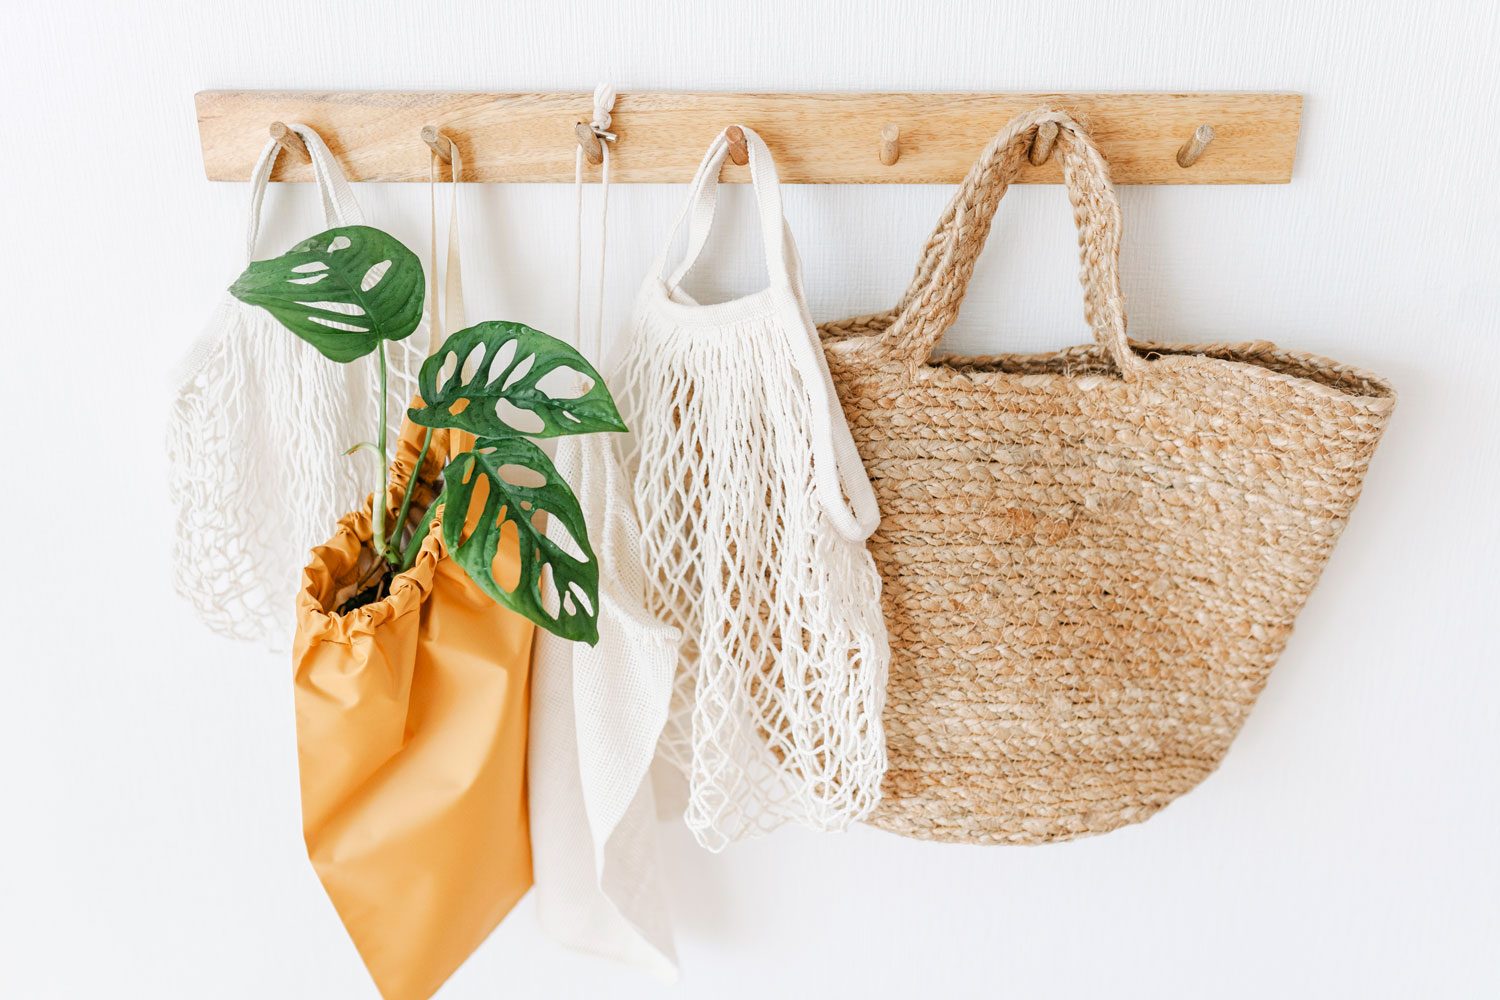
[196,91,1301,184]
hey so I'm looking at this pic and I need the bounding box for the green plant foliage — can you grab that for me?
[440,437,600,644]
[232,221,616,643]
[229,226,424,362]
[408,321,627,439]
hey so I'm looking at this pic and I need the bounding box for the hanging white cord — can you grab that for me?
[574,83,614,361]
[429,139,466,351]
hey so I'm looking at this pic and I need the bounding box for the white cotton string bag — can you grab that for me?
[613,125,890,850]
[167,124,420,647]
[528,84,681,979]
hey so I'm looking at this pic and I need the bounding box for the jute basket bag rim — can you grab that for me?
[821,108,1393,408]
[817,107,1395,845]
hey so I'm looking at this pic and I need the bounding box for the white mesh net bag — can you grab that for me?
[614,126,889,850]
[167,124,420,647]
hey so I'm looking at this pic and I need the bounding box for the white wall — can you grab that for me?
[4,1,1497,997]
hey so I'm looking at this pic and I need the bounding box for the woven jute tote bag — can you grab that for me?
[818,108,1395,845]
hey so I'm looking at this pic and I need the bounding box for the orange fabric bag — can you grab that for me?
[292,417,534,1000]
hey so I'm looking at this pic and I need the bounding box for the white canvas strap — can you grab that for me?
[653,126,879,542]
[574,85,614,359]
[660,144,723,292]
[657,126,792,294]
[781,260,882,542]
[243,123,363,261]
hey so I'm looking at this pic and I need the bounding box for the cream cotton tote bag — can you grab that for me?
[167,124,420,646]
[529,90,680,977]
[529,434,680,977]
[614,126,890,851]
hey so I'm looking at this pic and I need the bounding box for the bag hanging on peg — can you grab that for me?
[420,124,454,162]
[289,144,535,1000]
[1028,120,1058,165]
[614,125,890,851]
[166,122,420,647]
[574,83,617,165]
[724,125,749,165]
[269,120,309,160]
[529,84,680,979]
[818,108,1394,845]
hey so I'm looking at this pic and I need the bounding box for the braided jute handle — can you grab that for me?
[882,108,1144,378]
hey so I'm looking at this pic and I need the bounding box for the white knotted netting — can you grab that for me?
[167,124,420,647]
[615,126,889,850]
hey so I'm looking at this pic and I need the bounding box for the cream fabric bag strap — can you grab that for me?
[175,124,364,388]
[656,126,880,542]
[882,108,1145,379]
[243,123,364,261]
[428,140,465,349]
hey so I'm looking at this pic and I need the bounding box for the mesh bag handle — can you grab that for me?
[243,123,364,262]
[655,126,796,295]
[651,126,881,541]
[881,108,1144,378]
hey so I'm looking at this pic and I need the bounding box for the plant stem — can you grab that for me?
[352,550,390,595]
[400,498,440,572]
[371,342,390,562]
[389,426,433,564]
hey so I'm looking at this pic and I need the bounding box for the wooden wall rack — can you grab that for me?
[195,90,1302,185]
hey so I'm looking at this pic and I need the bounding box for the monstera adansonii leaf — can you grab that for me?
[441,436,600,644]
[408,321,627,438]
[229,226,424,362]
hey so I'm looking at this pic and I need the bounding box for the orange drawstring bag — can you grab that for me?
[292,416,534,1000]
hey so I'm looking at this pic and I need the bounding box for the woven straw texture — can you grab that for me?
[818,109,1395,845]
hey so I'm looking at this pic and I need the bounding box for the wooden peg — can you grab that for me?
[879,124,901,166]
[1176,124,1215,168]
[1029,121,1059,166]
[574,122,603,165]
[268,121,309,160]
[421,125,454,162]
[725,125,749,166]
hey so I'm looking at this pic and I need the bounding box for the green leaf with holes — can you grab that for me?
[408,321,627,439]
[229,225,424,363]
[440,436,599,644]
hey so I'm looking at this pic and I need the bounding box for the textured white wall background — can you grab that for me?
[3,1,1497,997]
